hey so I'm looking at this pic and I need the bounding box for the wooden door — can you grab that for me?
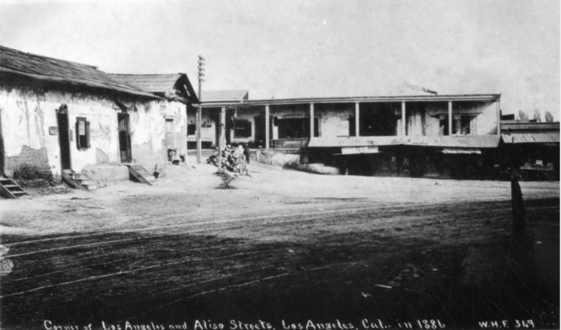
[56,105,72,170]
[118,113,132,163]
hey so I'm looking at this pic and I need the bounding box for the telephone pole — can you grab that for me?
[196,55,205,164]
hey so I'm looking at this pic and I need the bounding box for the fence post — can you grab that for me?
[511,174,526,236]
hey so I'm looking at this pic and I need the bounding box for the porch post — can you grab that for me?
[355,102,360,137]
[401,102,406,136]
[496,99,501,135]
[196,109,202,164]
[448,101,453,135]
[265,104,270,150]
[218,106,226,170]
[310,103,315,138]
[220,107,226,148]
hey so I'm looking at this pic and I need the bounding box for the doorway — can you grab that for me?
[56,105,72,170]
[118,113,132,163]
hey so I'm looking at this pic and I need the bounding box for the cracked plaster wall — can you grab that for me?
[1,87,187,176]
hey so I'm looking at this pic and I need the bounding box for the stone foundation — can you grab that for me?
[255,150,302,167]
[4,146,51,177]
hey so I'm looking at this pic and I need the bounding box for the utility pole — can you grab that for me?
[196,55,205,164]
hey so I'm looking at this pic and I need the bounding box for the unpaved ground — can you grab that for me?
[0,163,559,329]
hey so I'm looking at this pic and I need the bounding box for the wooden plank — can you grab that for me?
[61,170,88,190]
[0,182,16,199]
[126,165,152,185]
[0,176,28,198]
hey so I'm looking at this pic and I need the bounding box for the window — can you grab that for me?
[75,117,90,150]
[165,119,175,148]
[234,119,252,138]
[277,118,308,138]
[187,124,196,135]
[453,115,474,135]
[439,115,449,136]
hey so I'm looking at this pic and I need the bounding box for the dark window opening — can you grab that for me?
[453,116,472,135]
[187,124,196,135]
[314,117,319,137]
[359,104,399,136]
[278,118,309,139]
[75,117,90,150]
[234,119,252,138]
[165,119,175,149]
[439,116,449,136]
[349,116,356,136]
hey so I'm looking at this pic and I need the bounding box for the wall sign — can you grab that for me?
[49,127,59,135]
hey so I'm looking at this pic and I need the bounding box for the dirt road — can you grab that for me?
[0,163,559,329]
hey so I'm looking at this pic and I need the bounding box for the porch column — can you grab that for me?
[265,104,270,150]
[196,110,201,164]
[496,99,501,135]
[219,107,226,149]
[448,101,453,135]
[310,103,315,138]
[218,107,226,170]
[401,102,406,136]
[355,102,360,137]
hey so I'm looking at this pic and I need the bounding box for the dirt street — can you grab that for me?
[0,163,559,330]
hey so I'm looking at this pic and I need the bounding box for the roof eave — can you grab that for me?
[0,69,162,100]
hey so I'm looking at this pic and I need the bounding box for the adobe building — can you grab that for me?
[199,93,511,179]
[0,45,198,188]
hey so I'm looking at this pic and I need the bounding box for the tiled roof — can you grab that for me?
[109,74,182,93]
[0,45,157,98]
[109,73,199,103]
[502,133,559,144]
[201,90,248,103]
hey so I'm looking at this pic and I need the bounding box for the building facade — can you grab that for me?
[199,93,514,179]
[0,46,197,184]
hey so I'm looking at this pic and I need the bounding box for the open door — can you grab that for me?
[56,105,72,170]
[118,113,132,163]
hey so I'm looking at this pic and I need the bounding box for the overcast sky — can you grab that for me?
[0,0,559,119]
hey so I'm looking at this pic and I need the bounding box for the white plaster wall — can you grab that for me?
[68,99,121,173]
[420,101,498,136]
[407,109,423,136]
[317,107,353,137]
[0,86,185,176]
[187,110,217,145]
[231,108,262,144]
[472,102,498,135]
[130,100,187,170]
[0,87,121,175]
[1,89,54,155]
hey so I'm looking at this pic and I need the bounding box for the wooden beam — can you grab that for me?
[448,101,453,136]
[401,102,406,136]
[265,105,270,150]
[496,99,501,135]
[219,107,225,170]
[310,103,315,138]
[355,102,360,137]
